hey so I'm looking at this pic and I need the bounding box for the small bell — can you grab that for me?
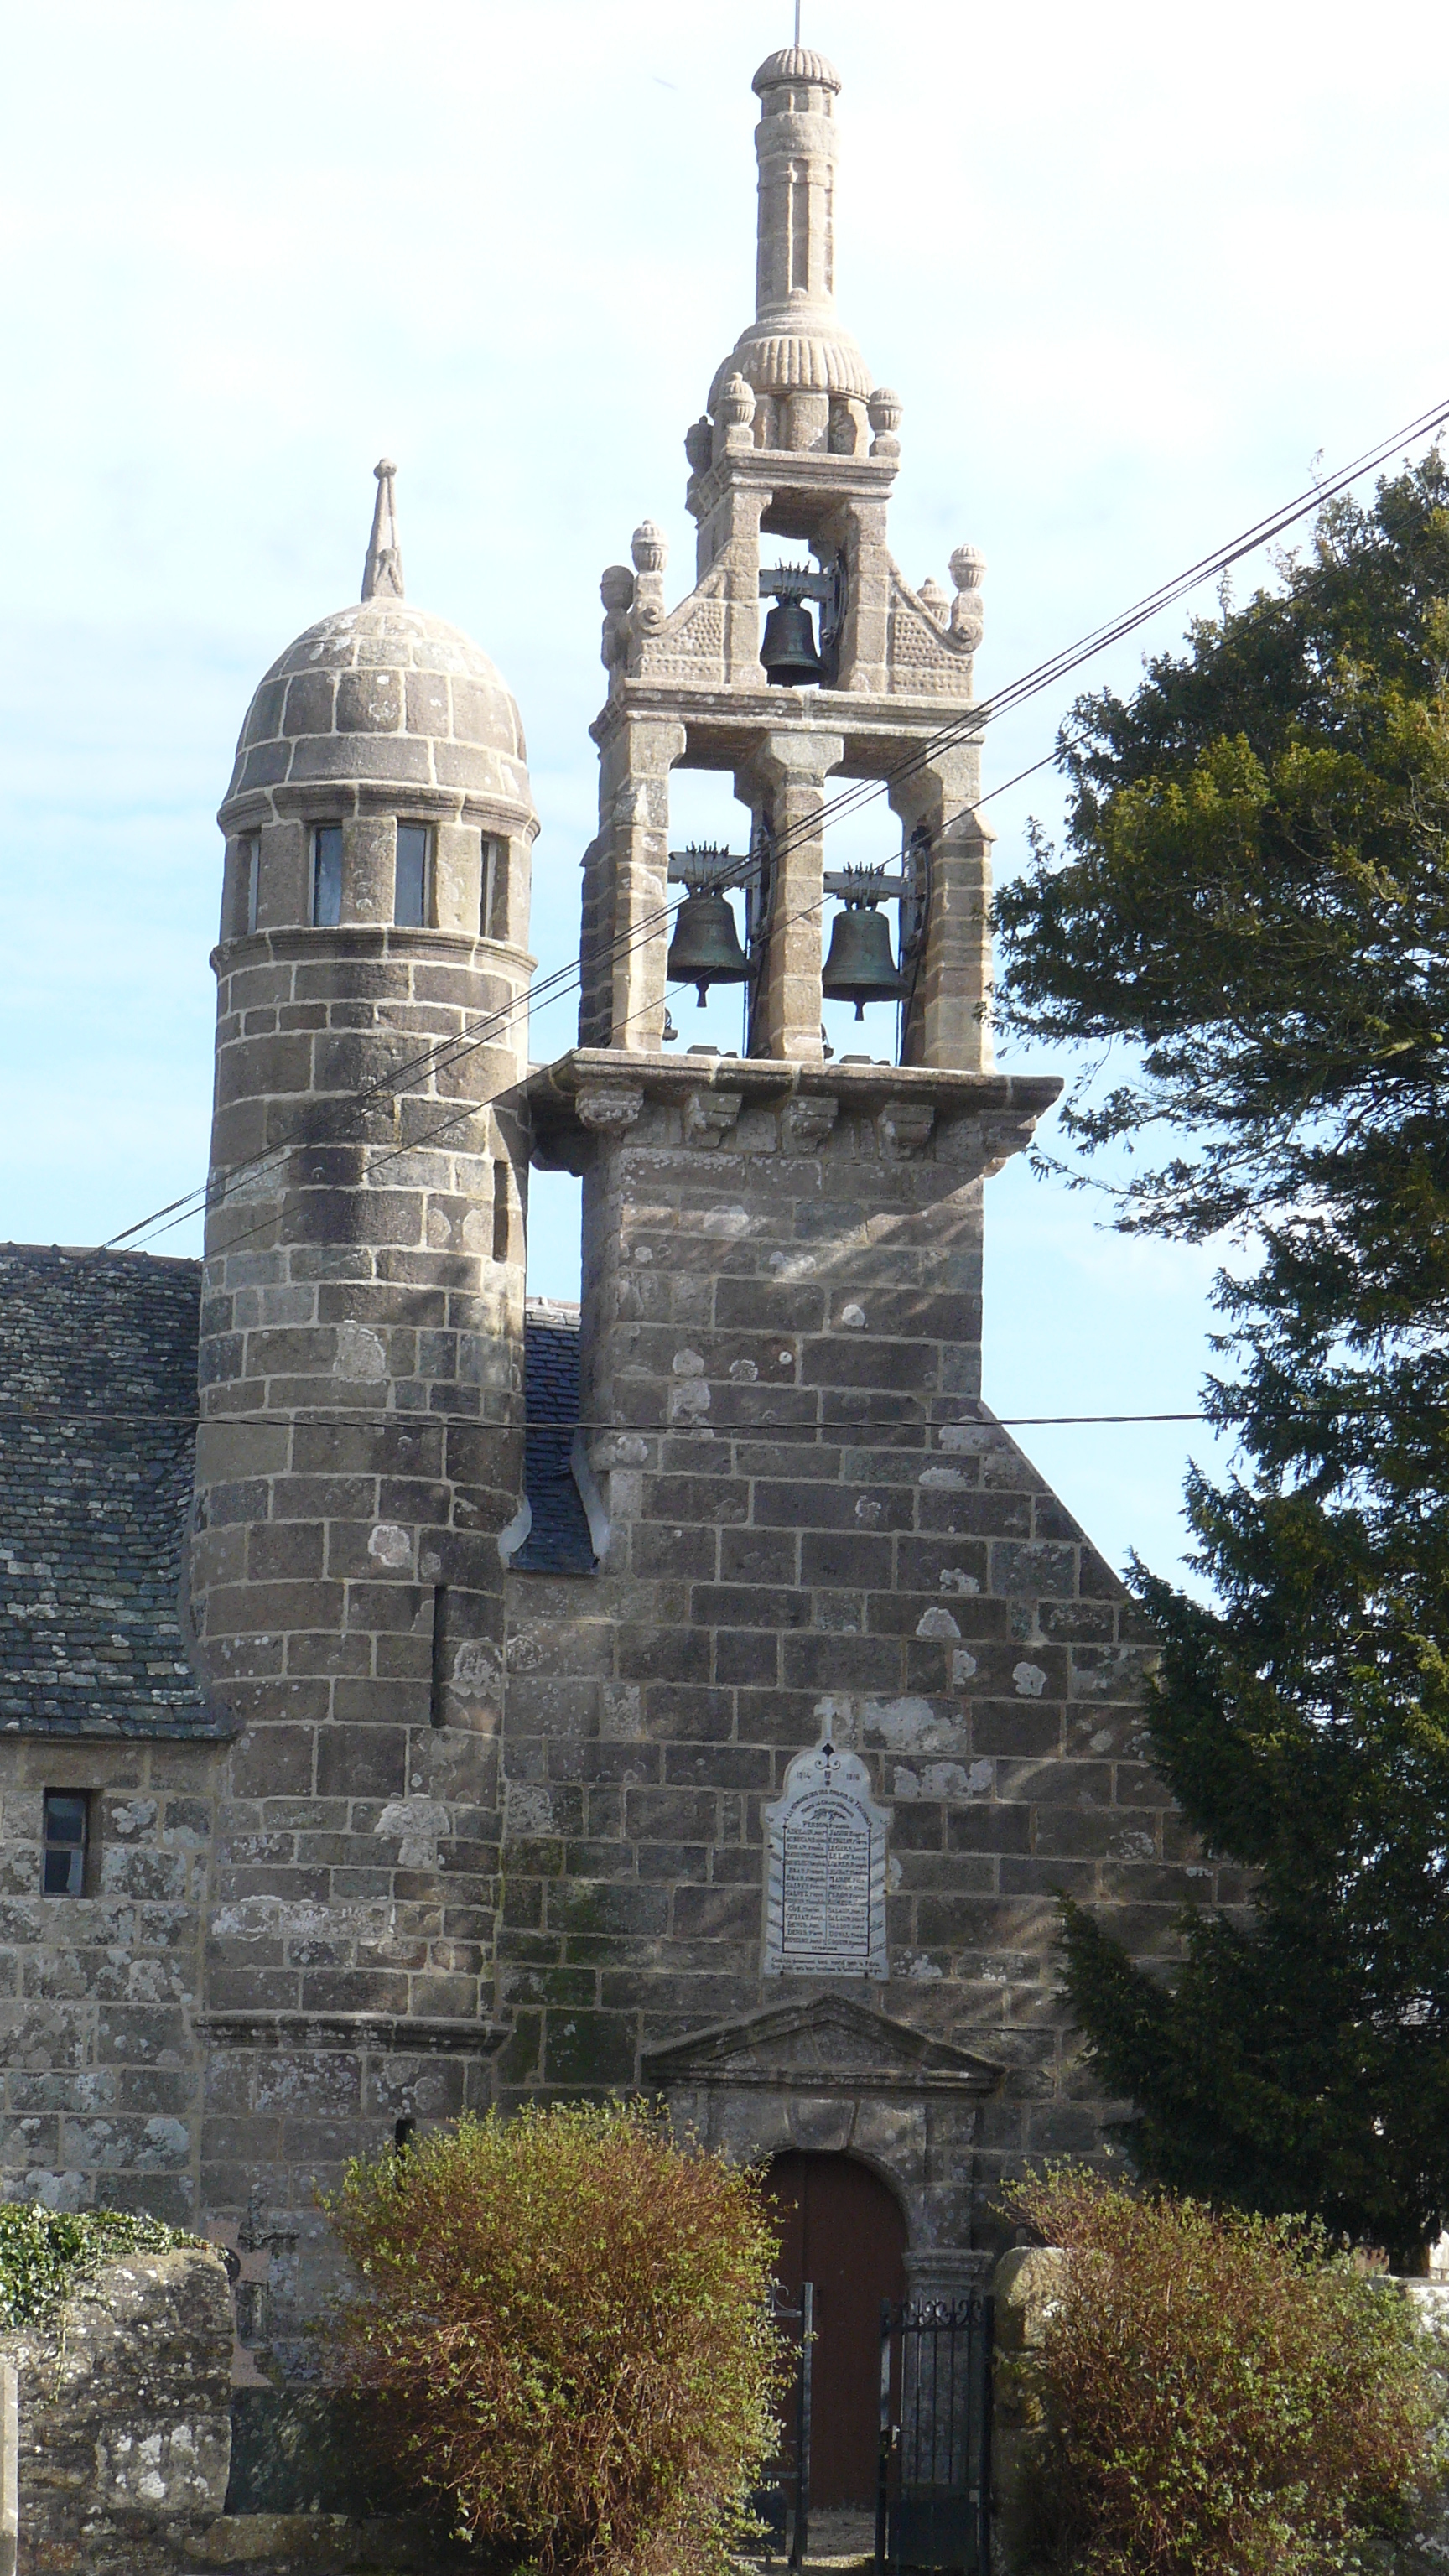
[760,598,825,687]
[822,901,905,1019]
[666,888,752,1005]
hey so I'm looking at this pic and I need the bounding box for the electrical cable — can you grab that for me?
[0,1404,1205,1431]
[96,392,1449,1259]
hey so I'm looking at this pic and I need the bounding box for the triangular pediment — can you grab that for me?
[641,1995,1001,2095]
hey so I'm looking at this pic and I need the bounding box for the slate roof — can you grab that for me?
[0,1252,595,1735]
[0,1245,215,1737]
[513,1308,597,1576]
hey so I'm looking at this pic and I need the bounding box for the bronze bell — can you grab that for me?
[761,598,825,687]
[821,901,905,1018]
[666,888,752,1005]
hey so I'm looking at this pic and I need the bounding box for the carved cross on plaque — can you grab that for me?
[764,1739,889,1979]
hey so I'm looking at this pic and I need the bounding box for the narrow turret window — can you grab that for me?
[241,834,260,935]
[43,1789,89,1896]
[480,837,501,939]
[311,825,343,927]
[395,823,431,928]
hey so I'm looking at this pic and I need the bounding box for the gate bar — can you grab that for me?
[788,2281,813,2569]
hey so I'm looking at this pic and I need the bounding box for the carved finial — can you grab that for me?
[361,458,404,601]
[919,577,950,631]
[867,389,903,460]
[950,543,986,651]
[631,521,668,574]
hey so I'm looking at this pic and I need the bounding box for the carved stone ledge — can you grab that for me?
[576,1082,644,1136]
[197,2012,507,2056]
[683,1088,744,1148]
[782,1095,839,1155]
[879,1100,936,1158]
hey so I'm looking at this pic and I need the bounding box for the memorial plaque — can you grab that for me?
[765,1740,888,1978]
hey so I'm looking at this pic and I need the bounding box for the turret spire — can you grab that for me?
[361,457,404,600]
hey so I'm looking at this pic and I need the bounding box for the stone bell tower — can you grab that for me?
[191,465,538,2342]
[579,39,992,1072]
[519,48,1095,2242]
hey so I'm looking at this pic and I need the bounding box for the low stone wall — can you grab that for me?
[0,2247,232,2576]
[0,2250,478,2576]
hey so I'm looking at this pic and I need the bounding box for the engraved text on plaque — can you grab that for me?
[765,1741,888,1977]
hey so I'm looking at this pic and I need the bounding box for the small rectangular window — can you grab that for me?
[395,823,430,928]
[243,834,260,936]
[311,824,343,927]
[492,1159,511,1263]
[43,1790,89,1897]
[480,837,501,939]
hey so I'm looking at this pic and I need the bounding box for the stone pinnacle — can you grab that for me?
[361,457,404,601]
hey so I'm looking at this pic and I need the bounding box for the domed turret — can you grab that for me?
[218,460,534,944]
[191,468,538,2225]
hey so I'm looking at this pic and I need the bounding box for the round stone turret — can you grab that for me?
[190,467,538,2252]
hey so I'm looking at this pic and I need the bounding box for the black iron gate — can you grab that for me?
[754,2278,813,2566]
[875,2294,993,2576]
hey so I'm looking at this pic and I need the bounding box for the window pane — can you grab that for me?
[312,826,343,927]
[480,837,500,938]
[43,1790,87,1897]
[245,836,260,935]
[395,824,429,928]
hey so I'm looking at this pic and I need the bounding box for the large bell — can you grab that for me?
[821,901,905,1018]
[761,599,825,687]
[666,888,752,1005]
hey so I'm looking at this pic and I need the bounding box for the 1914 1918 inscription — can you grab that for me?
[765,1740,889,1978]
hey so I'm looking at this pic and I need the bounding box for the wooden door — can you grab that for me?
[766,2151,908,2511]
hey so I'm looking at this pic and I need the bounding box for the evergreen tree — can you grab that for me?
[995,456,1449,2259]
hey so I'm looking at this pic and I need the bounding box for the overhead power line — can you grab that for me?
[99,392,1449,1259]
[0,1403,1206,1432]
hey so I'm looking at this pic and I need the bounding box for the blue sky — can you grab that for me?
[3,0,1446,1590]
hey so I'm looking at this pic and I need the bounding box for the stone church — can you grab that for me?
[0,37,1215,2482]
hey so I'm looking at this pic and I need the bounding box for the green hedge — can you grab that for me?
[0,2203,201,2332]
[1009,2167,1438,2575]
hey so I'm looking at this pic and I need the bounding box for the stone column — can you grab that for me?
[891,746,994,1073]
[739,728,844,1061]
[903,2246,994,2303]
[599,715,686,1052]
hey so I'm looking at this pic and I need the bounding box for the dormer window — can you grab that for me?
[395,824,431,928]
[311,825,343,927]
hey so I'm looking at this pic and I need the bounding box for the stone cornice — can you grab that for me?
[686,443,898,527]
[589,680,986,755]
[210,925,537,975]
[527,1047,1061,1172]
[197,2012,508,2056]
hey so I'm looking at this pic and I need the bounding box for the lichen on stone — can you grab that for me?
[0,2201,202,2330]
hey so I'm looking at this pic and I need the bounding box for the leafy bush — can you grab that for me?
[0,2203,200,2331]
[1009,2167,1436,2576]
[324,2101,785,2576]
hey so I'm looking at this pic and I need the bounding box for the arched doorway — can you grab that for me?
[766,2150,908,2511]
